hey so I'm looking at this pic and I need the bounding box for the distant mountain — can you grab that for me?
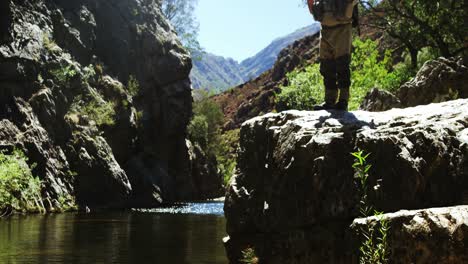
[240,23,321,80]
[190,23,321,92]
[190,53,247,93]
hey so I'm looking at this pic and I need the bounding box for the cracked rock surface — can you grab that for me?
[224,99,468,263]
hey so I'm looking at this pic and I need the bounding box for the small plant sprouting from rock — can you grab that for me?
[352,150,390,264]
[42,32,59,53]
[359,212,390,264]
[56,192,78,212]
[240,247,259,264]
[82,98,116,127]
[353,150,372,217]
[50,65,77,85]
[0,149,45,213]
[82,64,96,83]
[126,75,140,97]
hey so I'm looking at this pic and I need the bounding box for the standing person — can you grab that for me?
[308,0,358,111]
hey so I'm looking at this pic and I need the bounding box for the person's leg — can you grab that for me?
[336,54,351,110]
[320,59,338,105]
[316,27,338,110]
[334,23,353,111]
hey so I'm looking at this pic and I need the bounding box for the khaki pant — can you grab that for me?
[319,23,353,105]
[319,23,353,60]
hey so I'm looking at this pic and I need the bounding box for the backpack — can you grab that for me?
[309,0,348,22]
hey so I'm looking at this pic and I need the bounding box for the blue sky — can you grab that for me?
[195,0,314,62]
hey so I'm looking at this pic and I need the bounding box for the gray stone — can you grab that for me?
[224,99,468,263]
[360,88,401,111]
[398,57,468,107]
[351,206,468,264]
[187,140,224,200]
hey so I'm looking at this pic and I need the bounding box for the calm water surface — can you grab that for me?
[0,202,227,264]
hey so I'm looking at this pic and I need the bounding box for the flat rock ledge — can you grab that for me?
[224,99,468,263]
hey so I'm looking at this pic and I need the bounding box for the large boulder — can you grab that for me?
[361,57,468,111]
[398,57,468,107]
[224,99,468,263]
[360,88,401,112]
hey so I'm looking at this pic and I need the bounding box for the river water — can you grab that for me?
[0,202,228,264]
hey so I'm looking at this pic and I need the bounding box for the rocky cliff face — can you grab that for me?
[224,99,468,263]
[0,0,219,210]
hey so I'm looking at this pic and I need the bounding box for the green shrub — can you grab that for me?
[0,149,45,213]
[188,92,241,185]
[56,192,78,212]
[240,247,259,264]
[277,38,416,111]
[42,32,59,54]
[276,64,323,111]
[82,98,116,127]
[50,65,77,85]
[191,95,224,154]
[126,75,140,97]
[415,47,439,69]
[70,94,116,127]
[218,129,239,186]
[188,115,209,149]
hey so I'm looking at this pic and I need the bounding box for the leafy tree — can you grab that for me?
[191,92,224,154]
[161,0,203,55]
[360,0,466,69]
[188,115,209,149]
[188,90,240,185]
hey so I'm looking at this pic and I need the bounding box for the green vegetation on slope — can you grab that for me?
[188,91,239,185]
[277,38,420,110]
[69,92,117,127]
[0,149,44,213]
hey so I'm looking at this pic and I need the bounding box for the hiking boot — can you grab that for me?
[313,102,335,111]
[335,100,348,111]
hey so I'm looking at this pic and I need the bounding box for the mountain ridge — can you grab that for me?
[191,23,321,91]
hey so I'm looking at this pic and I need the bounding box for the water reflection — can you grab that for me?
[0,203,228,264]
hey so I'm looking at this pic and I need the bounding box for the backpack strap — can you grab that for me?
[307,0,314,15]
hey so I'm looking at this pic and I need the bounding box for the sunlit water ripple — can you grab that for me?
[134,201,225,215]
